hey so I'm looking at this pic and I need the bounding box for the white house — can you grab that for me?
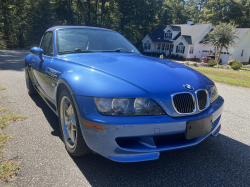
[142,21,250,64]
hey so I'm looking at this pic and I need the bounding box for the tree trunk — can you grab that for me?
[96,0,98,25]
[18,34,24,48]
[87,0,91,25]
[100,0,106,25]
[217,46,223,65]
[158,0,163,21]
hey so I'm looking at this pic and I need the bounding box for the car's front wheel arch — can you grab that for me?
[57,82,91,156]
[56,80,86,136]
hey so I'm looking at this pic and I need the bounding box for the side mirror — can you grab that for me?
[30,47,44,62]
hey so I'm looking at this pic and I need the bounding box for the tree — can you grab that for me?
[202,23,239,64]
[161,0,187,25]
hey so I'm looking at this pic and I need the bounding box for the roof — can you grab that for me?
[182,35,192,44]
[46,25,114,32]
[148,25,174,43]
[232,28,250,45]
[172,23,211,44]
[200,28,250,46]
[147,23,211,44]
[169,25,181,32]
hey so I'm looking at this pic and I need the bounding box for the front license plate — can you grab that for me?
[185,116,213,140]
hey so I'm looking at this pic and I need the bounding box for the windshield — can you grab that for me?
[56,28,139,55]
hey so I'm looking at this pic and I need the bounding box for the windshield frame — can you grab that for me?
[55,28,140,56]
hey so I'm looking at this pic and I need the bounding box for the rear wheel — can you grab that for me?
[58,89,91,156]
[25,66,37,95]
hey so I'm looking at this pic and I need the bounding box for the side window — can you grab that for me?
[40,32,53,56]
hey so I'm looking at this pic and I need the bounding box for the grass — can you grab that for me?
[192,67,250,88]
[0,114,28,129]
[0,160,21,181]
[0,135,12,147]
[0,87,27,182]
[0,108,8,112]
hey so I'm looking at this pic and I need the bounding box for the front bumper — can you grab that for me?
[76,95,224,162]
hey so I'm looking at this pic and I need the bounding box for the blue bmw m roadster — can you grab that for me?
[25,26,224,162]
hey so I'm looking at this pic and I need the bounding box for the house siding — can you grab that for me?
[171,31,179,40]
[188,24,212,59]
[232,31,250,64]
[173,38,189,58]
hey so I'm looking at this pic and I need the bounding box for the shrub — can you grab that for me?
[193,63,198,67]
[228,59,236,66]
[185,61,190,66]
[0,39,6,49]
[179,55,183,59]
[230,60,242,70]
[207,59,217,67]
[175,54,179,58]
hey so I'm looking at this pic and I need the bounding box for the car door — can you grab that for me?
[31,32,53,95]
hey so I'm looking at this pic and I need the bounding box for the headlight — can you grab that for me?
[112,98,129,114]
[94,97,165,116]
[134,98,150,111]
[210,85,218,103]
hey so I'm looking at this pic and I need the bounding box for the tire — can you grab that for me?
[58,89,91,156]
[25,66,37,95]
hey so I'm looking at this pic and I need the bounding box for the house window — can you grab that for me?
[147,41,151,50]
[241,50,244,57]
[157,44,161,50]
[144,40,151,50]
[189,46,194,54]
[176,42,185,54]
[165,30,172,39]
[170,45,173,52]
[166,44,169,51]
[162,44,165,51]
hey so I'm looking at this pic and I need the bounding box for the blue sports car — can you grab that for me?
[25,26,224,162]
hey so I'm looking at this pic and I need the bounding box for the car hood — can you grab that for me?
[58,53,214,117]
[58,53,213,94]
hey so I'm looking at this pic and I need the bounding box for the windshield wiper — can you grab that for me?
[58,49,94,55]
[102,48,133,53]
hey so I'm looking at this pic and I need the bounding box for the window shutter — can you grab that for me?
[183,46,185,54]
[176,46,178,53]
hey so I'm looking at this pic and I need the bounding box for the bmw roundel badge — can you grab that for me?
[184,84,193,91]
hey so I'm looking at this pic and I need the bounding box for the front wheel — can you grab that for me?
[58,89,91,156]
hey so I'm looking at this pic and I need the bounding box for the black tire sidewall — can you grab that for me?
[58,89,82,155]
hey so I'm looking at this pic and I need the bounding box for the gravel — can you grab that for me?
[0,50,250,187]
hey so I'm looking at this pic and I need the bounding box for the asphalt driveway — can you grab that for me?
[0,50,250,187]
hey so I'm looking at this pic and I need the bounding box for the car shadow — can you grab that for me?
[30,94,250,186]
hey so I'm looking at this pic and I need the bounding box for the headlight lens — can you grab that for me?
[112,98,129,114]
[134,98,150,111]
[94,97,165,116]
[210,85,218,103]
[93,98,113,114]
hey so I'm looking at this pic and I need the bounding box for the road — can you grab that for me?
[0,50,250,187]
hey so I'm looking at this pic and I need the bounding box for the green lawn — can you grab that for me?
[192,67,250,88]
